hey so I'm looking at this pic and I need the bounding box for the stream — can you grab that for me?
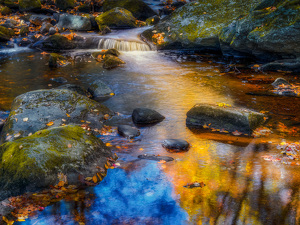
[1,26,300,225]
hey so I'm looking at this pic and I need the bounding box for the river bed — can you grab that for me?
[1,28,300,224]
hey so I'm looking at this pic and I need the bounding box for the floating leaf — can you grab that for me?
[46,121,54,126]
[92,176,97,183]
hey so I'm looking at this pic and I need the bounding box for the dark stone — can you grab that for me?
[55,84,91,98]
[20,25,30,36]
[55,0,75,10]
[0,119,4,133]
[78,4,91,13]
[0,89,113,143]
[262,58,300,73]
[88,79,113,102]
[0,125,115,201]
[50,76,68,83]
[138,154,174,162]
[103,54,125,69]
[19,0,41,11]
[117,125,140,139]
[29,14,52,26]
[32,34,76,51]
[40,22,54,34]
[132,108,165,125]
[186,103,266,135]
[48,27,57,35]
[162,139,189,152]
[0,26,14,42]
[57,13,92,31]
[145,15,160,26]
[0,6,11,15]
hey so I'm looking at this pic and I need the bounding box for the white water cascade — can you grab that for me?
[98,38,152,51]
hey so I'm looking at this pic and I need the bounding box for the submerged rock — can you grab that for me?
[95,7,138,29]
[101,0,157,21]
[186,104,266,135]
[117,125,140,139]
[0,89,113,143]
[138,154,174,162]
[132,108,165,125]
[0,125,114,201]
[162,139,189,152]
[57,14,92,31]
[102,54,125,69]
[49,53,66,68]
[50,76,68,83]
[142,0,262,50]
[220,0,300,60]
[88,79,114,102]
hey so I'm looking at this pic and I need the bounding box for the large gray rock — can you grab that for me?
[142,0,262,50]
[0,89,113,143]
[57,14,92,31]
[219,0,300,60]
[186,104,266,135]
[0,125,115,201]
[101,0,157,21]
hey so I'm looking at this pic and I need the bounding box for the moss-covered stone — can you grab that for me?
[219,0,300,60]
[0,125,115,201]
[49,53,66,68]
[55,0,75,10]
[103,54,125,69]
[142,0,262,50]
[145,15,160,26]
[102,0,157,21]
[0,89,113,143]
[0,25,14,42]
[35,34,76,51]
[19,25,29,36]
[0,6,11,15]
[186,103,266,135]
[95,7,138,29]
[19,0,41,11]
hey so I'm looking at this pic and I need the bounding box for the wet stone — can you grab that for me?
[162,139,189,152]
[55,84,91,98]
[50,77,68,83]
[138,154,174,162]
[271,78,291,88]
[132,108,165,125]
[117,125,140,139]
[88,79,113,102]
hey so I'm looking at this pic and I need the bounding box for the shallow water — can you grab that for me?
[1,30,300,224]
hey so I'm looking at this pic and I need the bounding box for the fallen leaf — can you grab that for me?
[46,121,54,126]
[92,175,97,183]
[23,117,28,122]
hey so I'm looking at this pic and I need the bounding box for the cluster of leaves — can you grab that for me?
[272,84,300,96]
[152,32,165,45]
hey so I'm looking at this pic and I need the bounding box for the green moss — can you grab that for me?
[95,7,137,29]
[19,0,41,11]
[0,25,14,42]
[0,6,11,15]
[55,0,75,10]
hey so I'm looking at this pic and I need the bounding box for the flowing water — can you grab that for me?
[1,28,300,225]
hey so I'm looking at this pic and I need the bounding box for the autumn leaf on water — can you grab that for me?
[184,182,206,188]
[2,216,14,225]
[46,121,54,126]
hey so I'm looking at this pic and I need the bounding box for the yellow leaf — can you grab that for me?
[92,175,97,183]
[57,181,65,187]
[66,113,70,117]
[97,173,103,181]
[46,121,54,126]
[85,177,93,181]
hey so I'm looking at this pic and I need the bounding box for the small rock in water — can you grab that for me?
[162,139,189,152]
[117,125,140,139]
[184,182,206,189]
[50,77,68,83]
[132,108,165,125]
[271,78,291,88]
[138,154,174,162]
[88,79,113,102]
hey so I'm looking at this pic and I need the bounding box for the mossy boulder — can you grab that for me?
[57,14,92,31]
[186,104,266,135]
[33,34,76,51]
[219,0,300,60]
[20,25,30,36]
[142,0,262,50]
[0,89,113,143]
[101,0,157,21]
[95,7,138,29]
[19,0,41,11]
[0,6,11,15]
[0,125,115,201]
[55,0,75,10]
[0,26,14,42]
[49,53,66,68]
[103,54,125,69]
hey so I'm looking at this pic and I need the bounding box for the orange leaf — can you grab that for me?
[92,175,97,183]
[46,121,54,126]
[66,113,70,117]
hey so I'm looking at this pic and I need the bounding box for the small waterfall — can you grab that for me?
[98,38,151,51]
